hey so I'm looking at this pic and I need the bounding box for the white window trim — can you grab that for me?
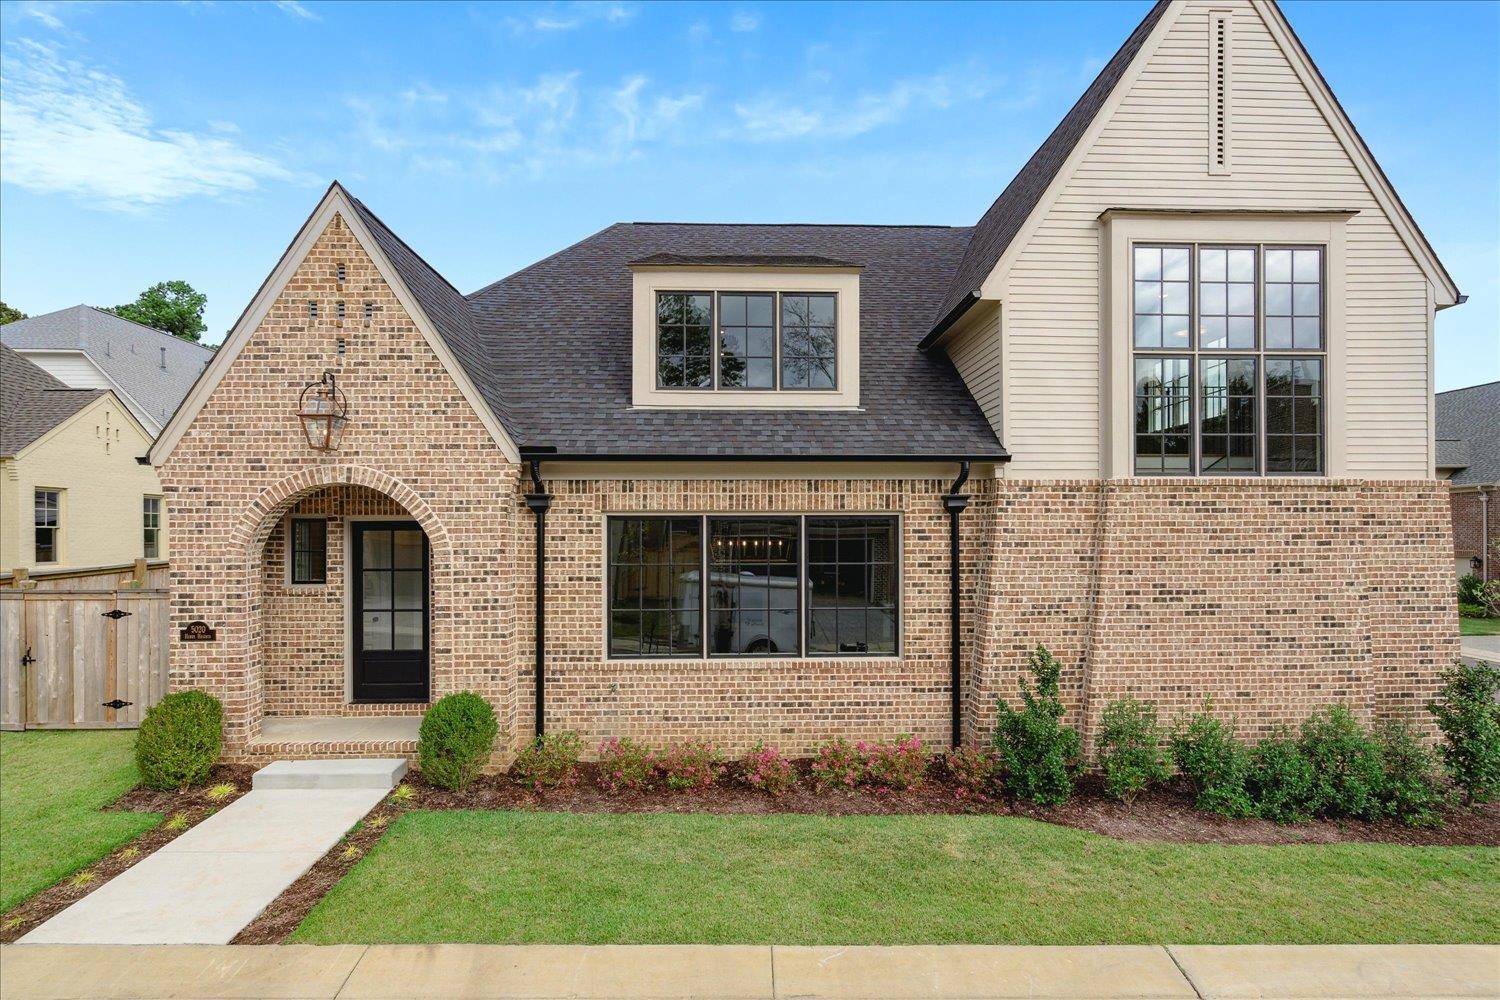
[1099,210,1351,479]
[630,266,861,410]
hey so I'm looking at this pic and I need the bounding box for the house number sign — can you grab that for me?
[180,621,217,642]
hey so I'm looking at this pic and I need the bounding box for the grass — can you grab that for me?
[1460,616,1500,637]
[0,731,159,911]
[291,811,1500,945]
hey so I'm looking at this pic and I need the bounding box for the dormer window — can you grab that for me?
[633,258,859,409]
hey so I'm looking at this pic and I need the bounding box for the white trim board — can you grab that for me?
[148,183,520,466]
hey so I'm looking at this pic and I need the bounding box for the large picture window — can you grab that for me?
[655,290,838,392]
[1132,243,1324,476]
[606,514,898,659]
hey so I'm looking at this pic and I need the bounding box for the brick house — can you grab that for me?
[1436,381,1499,584]
[151,0,1462,761]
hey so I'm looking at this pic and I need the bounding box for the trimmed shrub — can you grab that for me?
[1428,660,1500,803]
[1459,602,1489,619]
[511,732,583,793]
[810,737,865,792]
[135,690,223,791]
[1170,708,1252,817]
[992,645,1082,805]
[861,735,929,792]
[1096,697,1171,802]
[659,741,724,791]
[944,745,1001,802]
[1299,705,1384,820]
[741,742,797,796]
[1246,728,1315,823]
[1458,573,1485,607]
[1373,720,1448,827]
[597,737,658,794]
[418,692,498,791]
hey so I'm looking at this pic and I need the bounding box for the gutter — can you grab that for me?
[518,448,1010,464]
[525,460,553,738]
[919,292,981,352]
[942,461,972,748]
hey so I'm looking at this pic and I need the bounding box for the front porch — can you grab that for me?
[244,715,421,761]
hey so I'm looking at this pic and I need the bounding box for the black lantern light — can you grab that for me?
[297,370,348,451]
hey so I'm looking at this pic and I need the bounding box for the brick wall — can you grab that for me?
[1451,487,1498,582]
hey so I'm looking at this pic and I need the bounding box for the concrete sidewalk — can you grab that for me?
[1,944,1495,999]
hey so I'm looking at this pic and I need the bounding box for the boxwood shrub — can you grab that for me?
[419,692,499,791]
[135,690,223,791]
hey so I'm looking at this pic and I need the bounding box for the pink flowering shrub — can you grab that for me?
[861,734,929,792]
[659,740,724,791]
[944,745,1001,801]
[510,732,583,793]
[810,737,866,791]
[596,737,658,794]
[741,742,798,796]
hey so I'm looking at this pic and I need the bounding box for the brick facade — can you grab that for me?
[158,214,1461,760]
[1450,486,1498,582]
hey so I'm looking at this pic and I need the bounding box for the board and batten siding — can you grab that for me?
[991,0,1435,479]
[945,303,1004,442]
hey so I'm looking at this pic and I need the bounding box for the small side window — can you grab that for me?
[34,489,60,564]
[290,518,328,584]
[143,496,162,559]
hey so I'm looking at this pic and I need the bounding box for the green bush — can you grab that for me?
[1095,697,1171,802]
[418,692,499,791]
[1428,660,1500,803]
[992,645,1081,805]
[1459,602,1489,619]
[1298,705,1384,820]
[511,732,583,793]
[1373,720,1448,827]
[1169,707,1252,817]
[1458,573,1485,607]
[135,690,223,791]
[1245,728,1315,823]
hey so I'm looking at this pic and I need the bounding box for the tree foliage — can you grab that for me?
[107,281,207,342]
[0,302,27,325]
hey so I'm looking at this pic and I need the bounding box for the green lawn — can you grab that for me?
[0,731,159,911]
[292,811,1500,945]
[1461,616,1500,637]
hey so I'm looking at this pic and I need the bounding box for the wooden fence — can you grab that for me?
[0,578,169,730]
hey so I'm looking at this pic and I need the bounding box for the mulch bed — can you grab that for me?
[0,763,256,944]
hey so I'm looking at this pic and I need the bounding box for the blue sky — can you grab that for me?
[1,0,1495,390]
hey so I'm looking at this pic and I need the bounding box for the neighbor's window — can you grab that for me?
[1132,243,1324,475]
[290,517,328,585]
[605,515,898,659]
[34,489,59,564]
[656,290,837,392]
[142,496,161,559]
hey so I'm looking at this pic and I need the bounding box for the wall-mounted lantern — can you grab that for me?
[297,370,348,451]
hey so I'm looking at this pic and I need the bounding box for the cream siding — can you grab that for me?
[988,0,1435,479]
[0,395,163,574]
[944,303,1004,441]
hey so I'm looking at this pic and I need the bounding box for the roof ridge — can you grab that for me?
[345,192,469,301]
[1437,379,1500,395]
[625,221,968,230]
[78,304,216,354]
[466,222,624,299]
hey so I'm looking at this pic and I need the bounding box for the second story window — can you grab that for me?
[143,496,161,559]
[34,489,60,563]
[656,290,839,392]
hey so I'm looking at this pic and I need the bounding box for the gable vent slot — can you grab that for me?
[1209,10,1232,175]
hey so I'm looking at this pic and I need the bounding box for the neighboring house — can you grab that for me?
[1,304,214,436]
[1436,380,1499,583]
[152,0,1462,759]
[0,346,163,575]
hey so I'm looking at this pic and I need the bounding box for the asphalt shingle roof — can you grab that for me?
[0,305,214,432]
[0,344,105,457]
[1436,380,1500,487]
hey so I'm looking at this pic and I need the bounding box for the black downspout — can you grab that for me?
[942,461,971,749]
[525,461,553,739]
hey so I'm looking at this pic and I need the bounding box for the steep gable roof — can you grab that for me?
[1436,380,1500,487]
[0,344,106,457]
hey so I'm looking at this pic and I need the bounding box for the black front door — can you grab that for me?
[351,521,429,703]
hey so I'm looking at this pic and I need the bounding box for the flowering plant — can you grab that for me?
[861,734,929,793]
[810,737,866,791]
[596,737,658,794]
[659,740,724,791]
[741,742,797,796]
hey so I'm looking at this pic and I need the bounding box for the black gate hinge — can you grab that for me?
[102,699,133,710]
[101,608,132,620]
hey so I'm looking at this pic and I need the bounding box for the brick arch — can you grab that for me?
[228,465,451,737]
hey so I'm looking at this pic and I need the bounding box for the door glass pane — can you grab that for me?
[394,570,424,610]
[362,531,391,569]
[393,531,423,568]
[362,612,392,650]
[363,571,392,610]
[393,611,423,650]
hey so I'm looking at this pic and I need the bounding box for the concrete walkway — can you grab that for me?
[18,760,406,945]
[0,944,1495,999]
[1461,634,1499,664]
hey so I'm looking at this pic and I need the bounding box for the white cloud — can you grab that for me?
[733,72,992,142]
[0,39,294,209]
[272,0,319,21]
[507,2,636,34]
[19,2,65,30]
[729,11,759,32]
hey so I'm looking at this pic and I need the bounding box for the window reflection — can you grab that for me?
[708,518,800,656]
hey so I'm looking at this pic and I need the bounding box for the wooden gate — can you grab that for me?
[0,588,169,730]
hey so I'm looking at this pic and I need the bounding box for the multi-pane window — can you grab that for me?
[655,291,837,391]
[605,515,898,659]
[290,517,328,585]
[142,496,161,559]
[718,293,775,389]
[1132,243,1324,476]
[655,292,713,388]
[33,490,59,564]
[607,518,703,657]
